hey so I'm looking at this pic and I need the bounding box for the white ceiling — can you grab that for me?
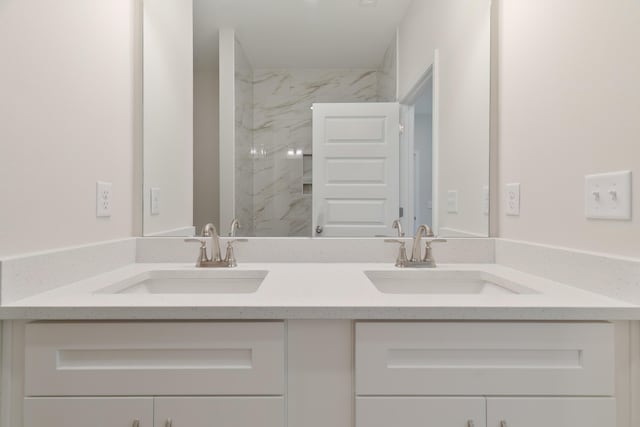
[194,0,414,70]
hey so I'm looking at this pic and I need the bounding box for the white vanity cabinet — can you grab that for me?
[355,322,616,427]
[23,322,286,427]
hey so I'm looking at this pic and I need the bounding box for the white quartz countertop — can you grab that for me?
[1,263,637,320]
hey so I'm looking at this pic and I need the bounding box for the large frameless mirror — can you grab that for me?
[142,0,491,238]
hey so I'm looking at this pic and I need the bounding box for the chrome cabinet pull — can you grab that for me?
[315,225,323,234]
[165,419,172,427]
[132,421,139,427]
[467,420,475,427]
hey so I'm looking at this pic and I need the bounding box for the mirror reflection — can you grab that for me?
[143,0,491,238]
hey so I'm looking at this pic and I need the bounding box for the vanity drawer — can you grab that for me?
[355,322,614,396]
[25,321,284,396]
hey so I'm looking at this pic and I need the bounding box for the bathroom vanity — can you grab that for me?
[19,320,615,427]
[1,237,637,427]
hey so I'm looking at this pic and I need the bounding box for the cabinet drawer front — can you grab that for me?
[356,322,614,396]
[24,397,153,427]
[357,397,486,427]
[25,322,284,396]
[486,397,616,427]
[154,397,284,427]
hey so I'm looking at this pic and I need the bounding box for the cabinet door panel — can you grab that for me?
[487,397,615,427]
[24,397,153,427]
[154,397,284,427]
[357,397,486,427]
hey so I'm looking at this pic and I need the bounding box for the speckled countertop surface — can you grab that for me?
[2,262,636,320]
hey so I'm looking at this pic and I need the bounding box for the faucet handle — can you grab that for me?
[425,238,447,243]
[422,238,447,265]
[224,239,248,267]
[227,238,249,243]
[384,239,409,268]
[184,238,207,267]
[184,237,206,247]
[384,239,405,244]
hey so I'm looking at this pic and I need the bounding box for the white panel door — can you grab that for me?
[313,103,399,237]
[154,397,284,427]
[486,397,616,427]
[24,397,153,427]
[357,397,485,427]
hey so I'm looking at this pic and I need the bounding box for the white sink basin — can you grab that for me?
[96,270,268,294]
[364,270,537,295]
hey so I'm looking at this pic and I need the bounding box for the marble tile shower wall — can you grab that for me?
[376,35,397,102]
[251,68,380,236]
[234,39,255,236]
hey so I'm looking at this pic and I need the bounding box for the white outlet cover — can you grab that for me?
[505,183,520,216]
[585,170,632,220]
[447,190,459,213]
[96,181,112,217]
[150,187,160,215]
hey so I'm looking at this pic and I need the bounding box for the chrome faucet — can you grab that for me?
[386,222,446,268]
[202,223,222,262]
[384,219,408,267]
[410,224,433,262]
[229,218,241,237]
[185,221,247,267]
[392,219,405,237]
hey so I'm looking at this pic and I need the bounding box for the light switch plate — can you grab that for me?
[505,183,520,216]
[585,170,632,220]
[150,187,160,215]
[447,190,459,213]
[96,181,112,217]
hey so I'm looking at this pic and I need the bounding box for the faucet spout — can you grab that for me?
[410,224,434,261]
[201,223,222,262]
[229,218,241,237]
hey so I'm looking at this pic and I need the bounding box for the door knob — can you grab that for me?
[315,225,323,234]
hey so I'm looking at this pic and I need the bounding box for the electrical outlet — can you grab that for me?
[447,190,459,213]
[150,187,160,215]
[585,171,632,220]
[505,183,520,216]
[96,181,112,217]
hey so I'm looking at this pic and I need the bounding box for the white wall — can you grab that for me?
[142,0,193,236]
[0,0,139,256]
[194,68,220,233]
[498,0,640,257]
[398,0,491,237]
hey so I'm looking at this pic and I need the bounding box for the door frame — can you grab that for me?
[399,49,440,234]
